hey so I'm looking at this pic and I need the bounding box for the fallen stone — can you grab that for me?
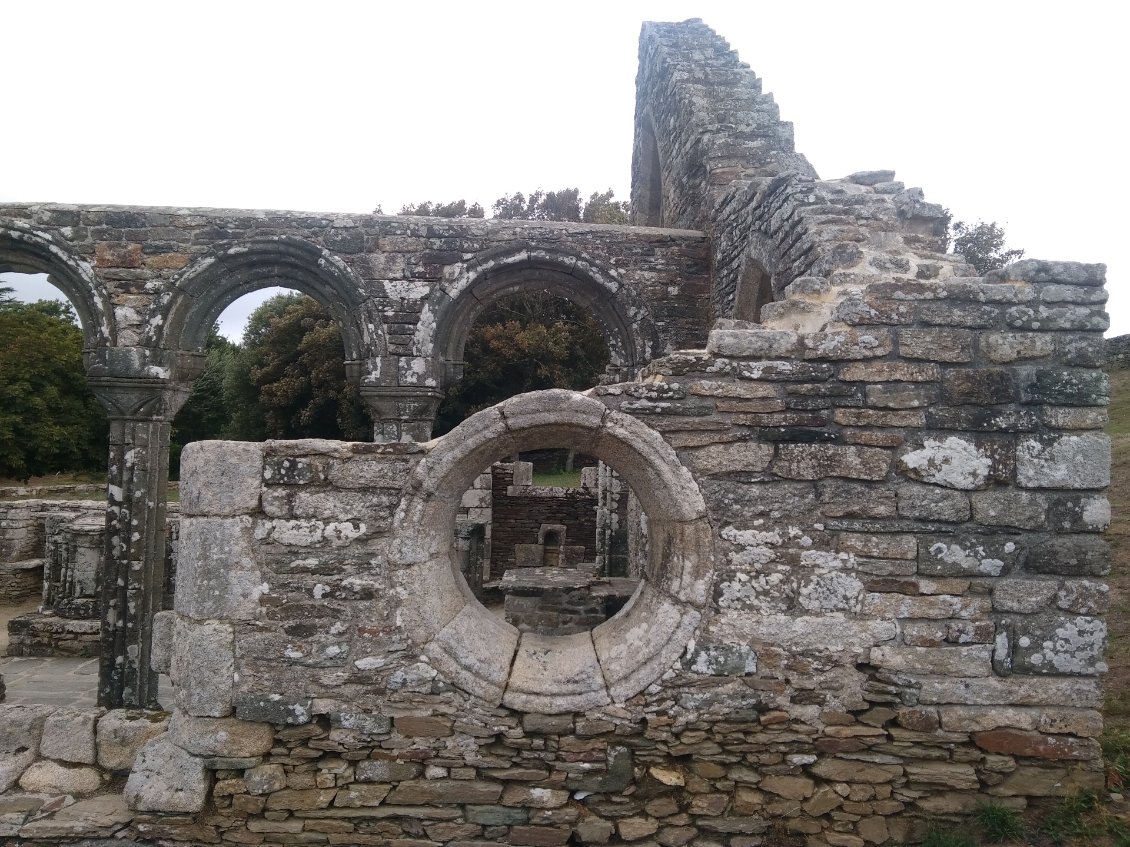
[18,760,102,795]
[96,710,169,771]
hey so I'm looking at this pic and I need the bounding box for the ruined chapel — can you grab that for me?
[0,18,1113,846]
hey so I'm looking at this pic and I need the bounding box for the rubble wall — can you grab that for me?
[85,259,1114,846]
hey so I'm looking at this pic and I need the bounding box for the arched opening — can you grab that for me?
[170,287,371,476]
[160,237,380,373]
[733,257,775,322]
[422,247,658,438]
[432,289,611,435]
[0,272,112,702]
[633,116,666,227]
[390,390,713,711]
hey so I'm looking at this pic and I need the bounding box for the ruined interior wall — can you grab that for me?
[106,259,1113,847]
[489,465,600,573]
[0,205,712,390]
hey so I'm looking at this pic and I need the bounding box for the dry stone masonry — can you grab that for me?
[0,16,1113,846]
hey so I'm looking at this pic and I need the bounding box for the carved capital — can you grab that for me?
[88,376,193,421]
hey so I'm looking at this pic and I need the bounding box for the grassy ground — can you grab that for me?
[531,469,583,488]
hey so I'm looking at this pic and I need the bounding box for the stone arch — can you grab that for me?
[417,245,658,392]
[389,389,713,712]
[159,236,383,374]
[0,219,115,348]
[724,232,784,322]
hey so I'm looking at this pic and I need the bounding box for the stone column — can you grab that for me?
[89,375,190,709]
[360,386,444,443]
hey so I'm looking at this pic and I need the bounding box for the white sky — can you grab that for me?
[2,0,1126,339]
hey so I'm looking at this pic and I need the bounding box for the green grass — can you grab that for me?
[973,803,1025,842]
[1108,370,1130,435]
[531,469,583,488]
[922,828,977,847]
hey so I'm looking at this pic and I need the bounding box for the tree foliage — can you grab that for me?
[945,215,1025,275]
[434,292,608,435]
[0,294,107,480]
[398,199,485,218]
[490,188,629,224]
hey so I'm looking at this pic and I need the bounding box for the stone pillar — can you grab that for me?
[89,376,190,709]
[360,386,444,443]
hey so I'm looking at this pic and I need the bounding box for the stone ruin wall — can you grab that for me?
[0,17,1114,846]
[73,256,1105,846]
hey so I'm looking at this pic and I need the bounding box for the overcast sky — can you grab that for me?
[3,0,1126,339]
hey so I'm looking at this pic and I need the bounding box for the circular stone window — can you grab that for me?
[389,389,714,713]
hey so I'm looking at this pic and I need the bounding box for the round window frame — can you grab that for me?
[388,389,714,712]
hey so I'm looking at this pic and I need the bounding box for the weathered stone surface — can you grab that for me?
[169,713,275,758]
[0,751,36,793]
[386,779,504,805]
[898,483,970,521]
[993,579,1057,613]
[973,729,1099,760]
[96,710,169,772]
[1026,535,1109,576]
[772,444,891,481]
[899,328,974,362]
[18,760,102,794]
[38,708,100,765]
[707,327,798,358]
[16,792,132,839]
[759,774,815,800]
[1011,614,1107,675]
[1016,434,1110,489]
[356,759,422,782]
[871,645,993,677]
[681,442,773,476]
[172,617,234,717]
[897,437,992,490]
[804,329,892,360]
[174,515,263,620]
[125,735,209,813]
[180,441,264,515]
[0,704,51,754]
[918,534,1021,577]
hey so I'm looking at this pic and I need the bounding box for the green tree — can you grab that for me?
[433,293,609,435]
[945,215,1025,275]
[170,326,237,476]
[233,293,370,441]
[398,199,485,218]
[581,189,630,225]
[0,298,107,480]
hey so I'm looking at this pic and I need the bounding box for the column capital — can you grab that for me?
[88,377,193,421]
[360,385,444,443]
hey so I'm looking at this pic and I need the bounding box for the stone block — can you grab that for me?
[992,579,1057,613]
[897,483,970,521]
[865,383,936,409]
[593,585,700,701]
[972,729,1100,760]
[386,779,504,805]
[918,535,1021,577]
[170,712,275,758]
[151,609,175,673]
[772,443,891,481]
[1011,614,1107,675]
[680,442,773,476]
[39,708,100,764]
[125,735,210,813]
[1056,580,1109,615]
[862,592,990,620]
[423,603,518,707]
[971,490,1047,529]
[707,328,799,358]
[897,436,992,490]
[180,441,263,515]
[174,515,263,620]
[504,631,609,713]
[334,783,393,807]
[839,361,940,382]
[1016,433,1110,489]
[356,759,422,782]
[18,760,102,795]
[942,368,1015,405]
[1049,494,1110,532]
[0,704,52,754]
[0,750,35,793]
[172,617,234,717]
[1021,369,1109,406]
[96,709,169,771]
[804,329,892,360]
[870,645,992,677]
[898,328,974,362]
[1025,535,1109,576]
[233,693,314,725]
[14,793,131,840]
[981,332,1055,363]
